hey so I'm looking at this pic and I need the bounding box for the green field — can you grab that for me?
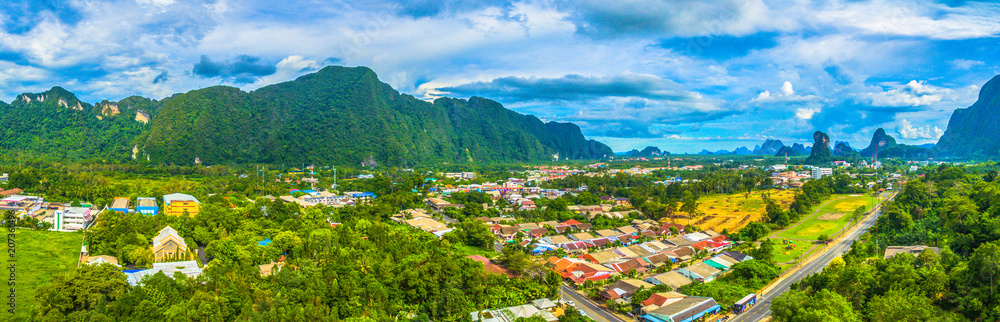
[775,195,875,241]
[1,229,83,321]
[770,238,817,267]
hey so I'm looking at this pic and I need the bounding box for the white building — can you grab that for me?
[812,168,833,180]
[0,173,7,182]
[54,207,92,231]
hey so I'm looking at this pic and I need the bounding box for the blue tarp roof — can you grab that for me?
[258,238,272,247]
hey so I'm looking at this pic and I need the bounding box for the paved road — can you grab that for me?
[730,196,890,322]
[560,284,626,322]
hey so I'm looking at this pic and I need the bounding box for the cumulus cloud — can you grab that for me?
[896,118,944,140]
[566,0,796,38]
[860,80,950,108]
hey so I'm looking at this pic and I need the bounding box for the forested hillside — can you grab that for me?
[1,66,612,166]
[772,165,1000,321]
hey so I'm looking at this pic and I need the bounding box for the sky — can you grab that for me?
[1,0,998,153]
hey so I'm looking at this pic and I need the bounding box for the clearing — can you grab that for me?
[2,229,83,321]
[667,190,797,233]
[775,195,876,241]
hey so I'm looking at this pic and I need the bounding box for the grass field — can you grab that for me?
[775,195,876,241]
[1,229,83,321]
[673,190,798,233]
[769,238,816,267]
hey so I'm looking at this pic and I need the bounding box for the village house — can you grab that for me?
[644,271,693,290]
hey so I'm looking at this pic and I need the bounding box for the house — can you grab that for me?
[471,303,558,322]
[626,245,654,258]
[544,235,572,245]
[152,226,189,262]
[552,258,615,284]
[581,250,623,265]
[0,173,6,182]
[516,222,541,230]
[613,197,631,207]
[595,229,619,238]
[614,247,641,259]
[86,255,120,267]
[884,245,941,258]
[663,246,695,261]
[642,253,672,267]
[497,226,519,241]
[704,255,738,271]
[468,255,510,276]
[640,241,671,253]
[562,241,590,253]
[527,228,549,238]
[406,217,453,238]
[136,197,158,216]
[607,259,647,274]
[110,197,130,213]
[644,271,693,290]
[641,292,687,308]
[163,193,200,216]
[124,260,202,286]
[682,232,712,242]
[259,261,284,277]
[656,223,686,236]
[570,232,596,241]
[639,296,722,322]
[664,236,695,247]
[573,223,593,231]
[0,188,22,197]
[585,237,614,248]
[720,251,753,262]
[616,226,639,235]
[601,279,655,300]
[678,262,721,282]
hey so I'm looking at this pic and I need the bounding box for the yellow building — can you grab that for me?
[152,226,189,262]
[163,193,200,216]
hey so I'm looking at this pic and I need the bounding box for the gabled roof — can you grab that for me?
[560,219,583,226]
[683,261,721,278]
[152,226,187,251]
[720,251,752,262]
[642,292,687,307]
[647,271,692,289]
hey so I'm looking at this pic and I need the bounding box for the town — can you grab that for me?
[1,155,925,321]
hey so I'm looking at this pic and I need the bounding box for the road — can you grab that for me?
[560,284,626,322]
[730,194,891,322]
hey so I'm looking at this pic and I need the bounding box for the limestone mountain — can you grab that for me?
[626,146,666,157]
[935,75,1000,158]
[754,139,785,155]
[791,143,809,155]
[834,142,859,159]
[775,146,800,157]
[806,131,832,163]
[860,128,897,157]
[733,146,752,155]
[0,66,612,165]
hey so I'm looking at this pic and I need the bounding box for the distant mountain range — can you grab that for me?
[0,66,612,165]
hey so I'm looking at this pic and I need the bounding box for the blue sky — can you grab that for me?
[1,0,998,153]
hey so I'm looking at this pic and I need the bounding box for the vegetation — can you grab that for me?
[1,229,83,321]
[773,164,1000,321]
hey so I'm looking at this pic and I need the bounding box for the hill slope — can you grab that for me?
[935,75,1000,157]
[2,66,612,165]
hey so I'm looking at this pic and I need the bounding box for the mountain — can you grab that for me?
[733,146,752,155]
[0,66,612,165]
[860,128,898,157]
[935,75,1000,158]
[791,143,809,155]
[775,146,800,157]
[714,149,731,155]
[627,146,665,157]
[698,149,714,155]
[754,139,785,155]
[917,143,935,149]
[834,142,859,158]
[806,131,832,163]
[859,128,931,159]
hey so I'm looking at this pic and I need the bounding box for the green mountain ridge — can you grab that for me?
[0,66,612,165]
[935,74,1000,158]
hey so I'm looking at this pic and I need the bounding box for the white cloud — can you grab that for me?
[813,0,1000,40]
[861,80,950,107]
[896,118,944,140]
[795,107,820,120]
[751,81,823,104]
[780,81,794,96]
[950,59,985,70]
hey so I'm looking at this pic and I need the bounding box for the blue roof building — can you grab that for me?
[136,197,158,216]
[258,238,272,247]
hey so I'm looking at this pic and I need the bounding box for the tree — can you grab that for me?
[751,239,775,264]
[969,241,1000,296]
[35,263,131,317]
[771,289,860,322]
[866,288,936,322]
[680,191,698,215]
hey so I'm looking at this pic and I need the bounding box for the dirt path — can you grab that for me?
[767,196,846,240]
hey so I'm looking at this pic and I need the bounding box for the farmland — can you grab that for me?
[680,189,798,233]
